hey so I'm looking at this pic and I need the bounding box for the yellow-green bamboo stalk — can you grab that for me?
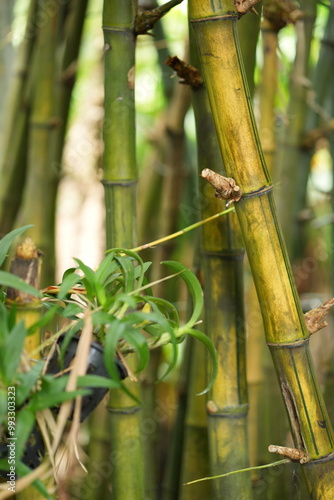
[0,0,38,236]
[101,3,145,500]
[247,5,284,494]
[189,29,251,497]
[189,1,334,497]
[5,238,48,499]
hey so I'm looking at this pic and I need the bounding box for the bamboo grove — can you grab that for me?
[1,0,334,499]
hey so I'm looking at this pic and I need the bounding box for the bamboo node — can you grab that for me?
[200,168,242,207]
[268,445,309,464]
[304,297,334,334]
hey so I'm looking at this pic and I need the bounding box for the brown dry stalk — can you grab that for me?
[268,444,309,464]
[200,168,242,206]
[304,297,334,334]
[165,56,203,88]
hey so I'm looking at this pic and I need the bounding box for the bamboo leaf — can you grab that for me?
[0,271,41,298]
[77,374,120,389]
[186,328,218,395]
[0,225,32,267]
[57,271,82,300]
[0,320,27,384]
[15,361,44,406]
[162,261,203,329]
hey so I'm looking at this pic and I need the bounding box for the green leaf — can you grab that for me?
[57,271,82,300]
[15,361,44,406]
[162,261,203,329]
[0,271,41,298]
[28,375,89,411]
[15,407,36,460]
[0,225,32,267]
[77,374,120,389]
[186,328,218,395]
[74,258,107,306]
[122,326,150,372]
[61,302,84,318]
[114,255,136,294]
[0,320,27,384]
[0,389,7,422]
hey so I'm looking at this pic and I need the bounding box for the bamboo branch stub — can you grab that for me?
[135,0,184,35]
[304,298,334,335]
[165,56,203,88]
[268,444,309,464]
[200,168,242,207]
[234,0,261,15]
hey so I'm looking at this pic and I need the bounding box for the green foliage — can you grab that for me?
[0,231,217,496]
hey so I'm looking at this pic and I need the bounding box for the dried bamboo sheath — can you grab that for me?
[189,1,334,497]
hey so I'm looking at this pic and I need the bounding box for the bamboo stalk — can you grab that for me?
[190,29,252,498]
[0,0,38,236]
[274,0,317,257]
[102,1,138,250]
[101,3,145,500]
[5,238,48,499]
[237,0,261,98]
[189,1,334,497]
[17,0,61,286]
[179,340,211,500]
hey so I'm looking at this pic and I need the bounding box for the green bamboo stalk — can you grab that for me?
[188,28,252,498]
[275,0,316,257]
[0,0,14,138]
[161,337,192,500]
[189,1,334,498]
[101,3,145,500]
[179,340,211,500]
[0,0,38,236]
[18,0,62,286]
[17,1,88,286]
[102,1,138,250]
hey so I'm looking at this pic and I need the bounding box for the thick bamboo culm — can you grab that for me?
[189,1,334,498]
[18,0,62,286]
[101,2,145,500]
[102,1,138,250]
[6,239,47,500]
[190,29,252,498]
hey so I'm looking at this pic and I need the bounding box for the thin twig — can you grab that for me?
[184,459,290,485]
[130,206,235,252]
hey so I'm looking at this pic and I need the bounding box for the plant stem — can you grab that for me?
[189,1,334,497]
